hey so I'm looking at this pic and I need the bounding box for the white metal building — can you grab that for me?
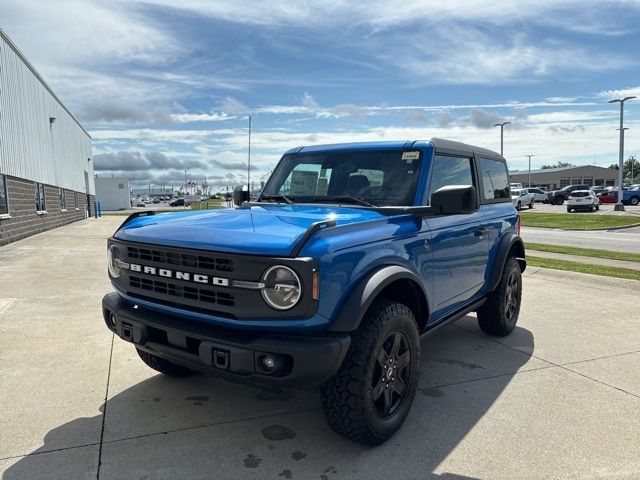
[0,28,93,246]
[95,177,131,211]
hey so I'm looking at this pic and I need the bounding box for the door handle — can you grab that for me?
[475,227,488,237]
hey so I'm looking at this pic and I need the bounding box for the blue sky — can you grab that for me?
[3,0,640,189]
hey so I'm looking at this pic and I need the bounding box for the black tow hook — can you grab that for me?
[213,349,230,370]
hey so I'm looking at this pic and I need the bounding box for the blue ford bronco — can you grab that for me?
[103,138,526,445]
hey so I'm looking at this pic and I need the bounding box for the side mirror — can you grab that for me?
[233,185,249,206]
[431,185,478,215]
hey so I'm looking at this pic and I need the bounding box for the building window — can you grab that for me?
[583,177,593,186]
[595,179,604,186]
[560,178,571,187]
[74,192,79,210]
[59,188,67,211]
[571,177,582,185]
[0,174,9,216]
[35,183,46,212]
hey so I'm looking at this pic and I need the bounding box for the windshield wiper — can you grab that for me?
[259,194,294,204]
[313,195,376,207]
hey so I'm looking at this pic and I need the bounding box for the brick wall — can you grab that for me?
[0,176,95,246]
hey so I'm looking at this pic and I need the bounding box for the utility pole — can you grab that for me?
[493,121,511,157]
[609,96,636,211]
[525,154,535,187]
[247,116,252,199]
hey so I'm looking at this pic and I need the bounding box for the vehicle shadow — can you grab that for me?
[4,321,535,480]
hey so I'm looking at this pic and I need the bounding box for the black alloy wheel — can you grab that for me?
[371,331,411,417]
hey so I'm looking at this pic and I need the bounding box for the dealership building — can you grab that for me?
[509,165,617,189]
[0,29,93,246]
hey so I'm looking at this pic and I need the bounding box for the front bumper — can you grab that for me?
[102,292,351,386]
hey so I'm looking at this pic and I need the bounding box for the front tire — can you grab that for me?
[477,257,522,337]
[136,348,197,377]
[528,200,534,209]
[320,300,420,445]
[630,196,640,206]
[555,197,564,205]
[567,207,572,212]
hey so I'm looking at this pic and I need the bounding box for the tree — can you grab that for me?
[609,157,640,181]
[541,162,575,169]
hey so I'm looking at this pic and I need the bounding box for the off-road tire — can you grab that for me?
[477,256,522,337]
[136,348,197,377]
[320,300,420,445]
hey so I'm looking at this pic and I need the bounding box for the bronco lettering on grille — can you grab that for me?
[124,262,230,287]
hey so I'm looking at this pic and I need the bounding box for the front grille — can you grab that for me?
[129,275,235,307]
[127,246,233,272]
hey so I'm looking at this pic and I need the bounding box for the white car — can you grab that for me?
[511,189,535,210]
[510,182,523,190]
[567,190,600,212]
[523,187,547,202]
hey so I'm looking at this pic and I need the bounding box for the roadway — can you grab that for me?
[521,226,640,254]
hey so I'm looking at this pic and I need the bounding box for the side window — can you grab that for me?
[59,188,66,210]
[428,155,474,203]
[0,174,9,215]
[480,158,510,201]
[35,183,46,212]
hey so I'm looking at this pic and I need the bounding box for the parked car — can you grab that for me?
[622,186,640,206]
[169,198,185,207]
[567,190,600,212]
[523,187,547,202]
[103,138,526,445]
[511,189,535,210]
[597,190,618,204]
[546,184,591,205]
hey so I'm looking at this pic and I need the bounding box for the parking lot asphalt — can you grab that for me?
[523,201,640,216]
[1,217,639,480]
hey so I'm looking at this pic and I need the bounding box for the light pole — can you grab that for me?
[525,154,535,187]
[630,155,637,182]
[609,96,636,211]
[247,116,252,199]
[184,169,188,210]
[493,122,511,157]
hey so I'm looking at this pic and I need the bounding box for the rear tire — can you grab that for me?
[320,300,420,445]
[136,348,197,377]
[630,196,640,206]
[477,257,522,337]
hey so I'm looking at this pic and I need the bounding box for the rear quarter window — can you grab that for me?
[480,158,510,202]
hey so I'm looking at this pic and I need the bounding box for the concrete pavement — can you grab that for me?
[1,217,640,479]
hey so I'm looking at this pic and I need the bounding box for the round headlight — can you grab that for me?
[261,265,301,310]
[107,245,121,278]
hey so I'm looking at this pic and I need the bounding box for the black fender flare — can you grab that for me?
[327,265,429,333]
[487,233,526,292]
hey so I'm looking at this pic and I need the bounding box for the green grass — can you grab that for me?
[527,256,640,281]
[520,212,640,230]
[526,243,640,263]
[190,200,224,210]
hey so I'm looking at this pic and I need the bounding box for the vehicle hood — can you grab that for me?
[113,205,387,256]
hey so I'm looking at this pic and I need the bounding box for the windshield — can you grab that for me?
[260,150,423,206]
[511,189,522,196]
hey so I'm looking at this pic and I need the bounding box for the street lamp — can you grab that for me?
[184,169,188,210]
[525,154,535,187]
[609,96,636,211]
[493,122,511,157]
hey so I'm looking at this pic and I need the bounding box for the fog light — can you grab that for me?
[262,355,276,371]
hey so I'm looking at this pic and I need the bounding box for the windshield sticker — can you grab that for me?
[402,151,420,161]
